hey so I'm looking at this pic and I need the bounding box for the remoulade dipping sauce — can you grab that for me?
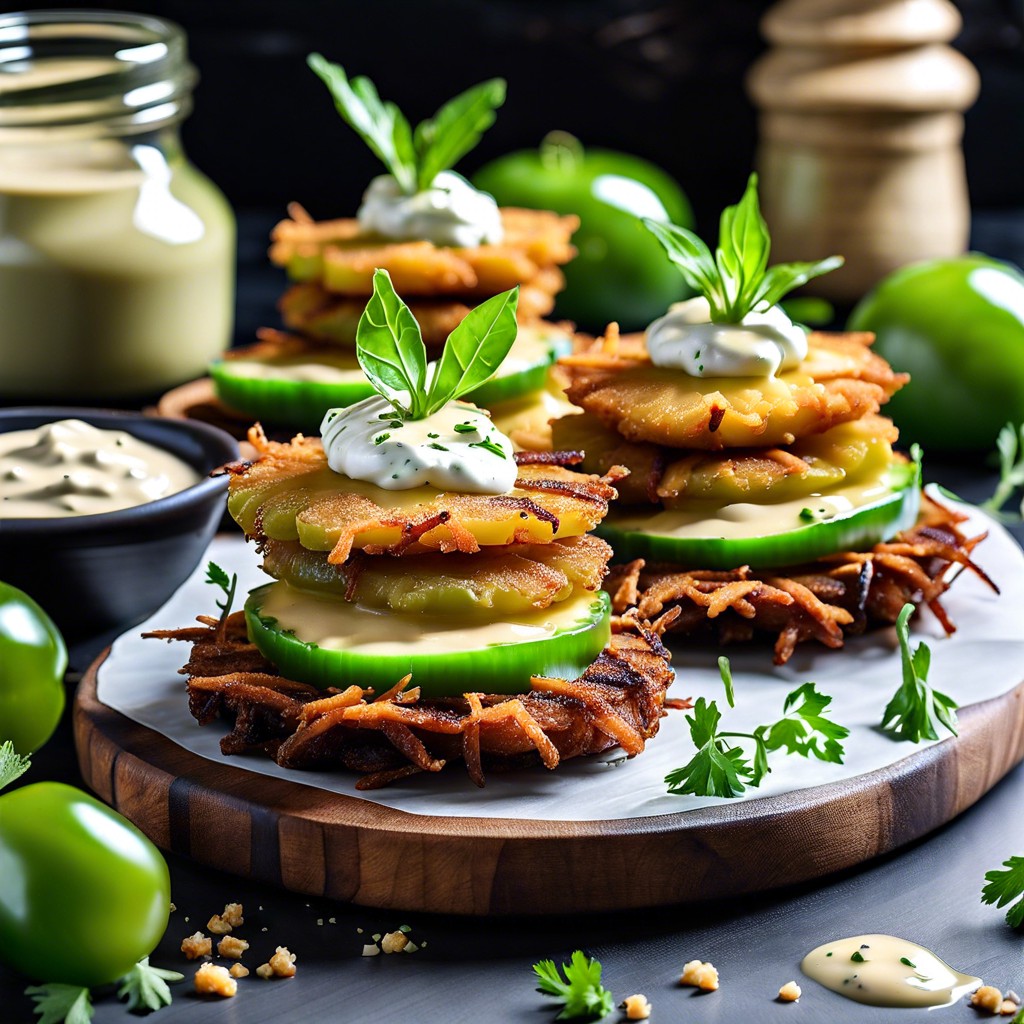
[0,419,199,518]
[801,934,981,1008]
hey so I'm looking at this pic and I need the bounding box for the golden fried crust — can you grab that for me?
[553,411,900,508]
[269,205,578,297]
[154,611,677,788]
[226,427,621,563]
[279,281,557,348]
[605,495,996,664]
[564,332,907,450]
[258,534,611,615]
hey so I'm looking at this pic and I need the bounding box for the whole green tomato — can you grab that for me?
[0,581,66,754]
[0,782,171,987]
[473,132,694,332]
[848,255,1024,451]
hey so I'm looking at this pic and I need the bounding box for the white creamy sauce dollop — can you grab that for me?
[320,396,517,493]
[357,170,503,248]
[0,419,199,518]
[646,296,808,377]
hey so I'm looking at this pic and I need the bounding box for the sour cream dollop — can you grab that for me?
[357,170,504,248]
[320,396,517,493]
[646,296,808,377]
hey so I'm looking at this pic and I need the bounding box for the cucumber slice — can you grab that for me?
[599,462,920,570]
[211,329,568,431]
[245,583,611,697]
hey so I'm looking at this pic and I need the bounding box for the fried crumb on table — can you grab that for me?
[622,993,652,1019]
[680,959,719,991]
[181,932,212,960]
[777,981,802,1002]
[217,935,250,959]
[194,962,237,998]
[257,946,297,979]
[229,963,250,980]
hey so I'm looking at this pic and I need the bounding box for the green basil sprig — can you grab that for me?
[643,173,843,323]
[355,268,519,420]
[307,54,505,195]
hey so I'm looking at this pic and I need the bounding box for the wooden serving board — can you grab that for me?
[74,660,1024,916]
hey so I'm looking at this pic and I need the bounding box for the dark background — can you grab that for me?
[13,0,1024,234]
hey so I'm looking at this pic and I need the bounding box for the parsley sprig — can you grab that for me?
[880,603,958,742]
[643,174,843,323]
[307,54,505,195]
[205,561,237,619]
[982,855,1024,929]
[356,268,519,420]
[665,659,848,798]
[116,958,184,1012]
[981,421,1024,523]
[0,739,31,792]
[533,950,614,1020]
[26,985,93,1024]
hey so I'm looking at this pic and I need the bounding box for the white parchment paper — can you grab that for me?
[97,498,1024,821]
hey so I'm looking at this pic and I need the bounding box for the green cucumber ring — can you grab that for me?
[244,585,611,697]
[211,333,566,431]
[599,463,921,570]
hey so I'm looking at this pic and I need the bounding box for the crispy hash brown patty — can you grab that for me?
[259,534,612,616]
[269,205,578,298]
[144,613,678,789]
[226,429,623,563]
[606,496,997,665]
[562,331,907,450]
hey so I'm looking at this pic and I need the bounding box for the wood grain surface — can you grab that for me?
[74,654,1024,916]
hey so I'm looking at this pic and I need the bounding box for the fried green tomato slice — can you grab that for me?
[553,411,900,508]
[258,534,611,617]
[228,429,620,564]
[564,332,907,450]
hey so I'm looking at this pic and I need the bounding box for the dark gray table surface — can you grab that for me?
[2,214,1023,1023]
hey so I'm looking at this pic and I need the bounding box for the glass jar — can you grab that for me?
[0,10,235,400]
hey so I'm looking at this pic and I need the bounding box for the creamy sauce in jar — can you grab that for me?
[0,419,199,518]
[320,396,517,494]
[255,581,603,656]
[645,296,807,377]
[801,935,981,1008]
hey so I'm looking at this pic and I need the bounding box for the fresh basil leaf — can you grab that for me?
[307,54,416,194]
[716,173,770,319]
[414,79,506,191]
[355,268,428,416]
[642,218,725,315]
[425,286,519,413]
[752,256,845,311]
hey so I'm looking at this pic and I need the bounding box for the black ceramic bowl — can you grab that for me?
[0,408,239,644]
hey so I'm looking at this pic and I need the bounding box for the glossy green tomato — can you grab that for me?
[0,782,170,987]
[848,255,1024,451]
[0,581,66,754]
[473,132,694,332]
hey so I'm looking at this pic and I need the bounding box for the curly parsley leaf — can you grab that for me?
[355,268,429,417]
[308,54,503,196]
[665,697,754,798]
[880,603,958,742]
[981,422,1024,523]
[116,958,184,1012]
[643,174,843,323]
[0,739,31,792]
[424,285,519,414]
[533,950,614,1020]
[757,682,849,764]
[25,985,93,1024]
[204,561,237,620]
[982,855,1024,929]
